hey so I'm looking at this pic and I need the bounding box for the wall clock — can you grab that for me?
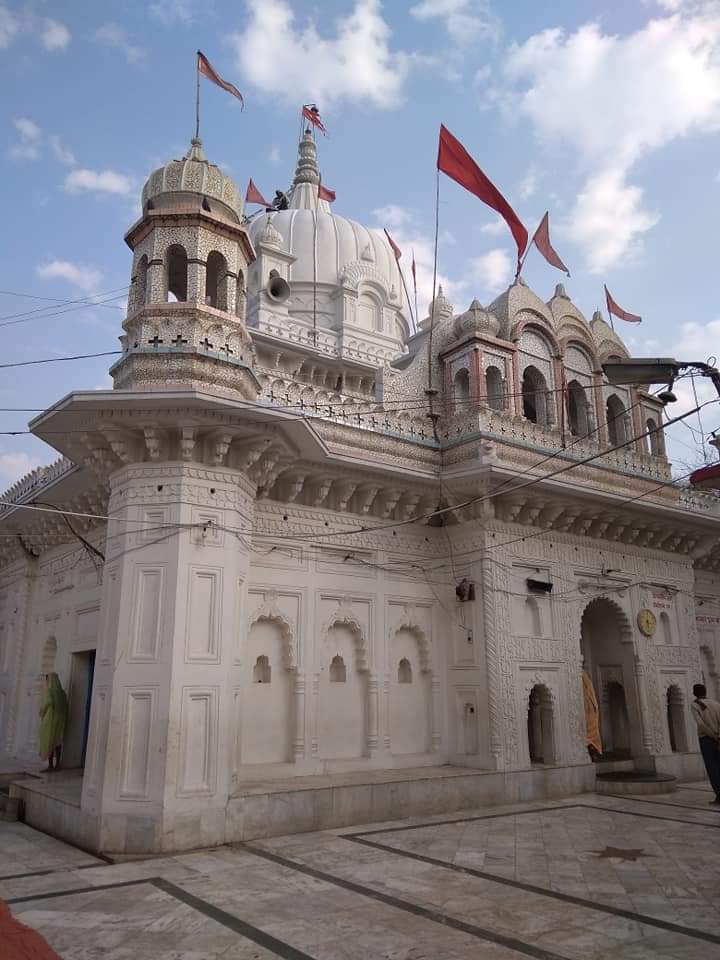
[637,608,657,637]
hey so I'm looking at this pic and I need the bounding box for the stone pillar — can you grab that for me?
[471,347,483,408]
[293,673,305,761]
[187,260,206,305]
[632,654,656,772]
[481,555,503,768]
[430,675,442,752]
[310,673,320,757]
[367,673,379,755]
[147,259,165,304]
[383,675,391,751]
[82,461,254,854]
[510,347,522,416]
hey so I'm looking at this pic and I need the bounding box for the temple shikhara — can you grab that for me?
[1,128,719,855]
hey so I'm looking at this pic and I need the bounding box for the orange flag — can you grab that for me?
[532,212,570,276]
[197,51,244,107]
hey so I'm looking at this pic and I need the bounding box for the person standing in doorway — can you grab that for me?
[38,672,68,772]
[691,683,720,805]
[582,669,603,761]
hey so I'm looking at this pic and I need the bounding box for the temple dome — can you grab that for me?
[453,299,499,339]
[247,131,402,302]
[141,138,243,222]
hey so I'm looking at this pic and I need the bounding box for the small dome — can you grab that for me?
[141,138,243,221]
[420,285,453,328]
[453,299,499,340]
[257,215,283,248]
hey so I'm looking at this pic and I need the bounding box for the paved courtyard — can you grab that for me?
[3,782,720,960]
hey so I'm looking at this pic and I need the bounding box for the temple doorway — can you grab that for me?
[527,684,555,764]
[580,598,639,760]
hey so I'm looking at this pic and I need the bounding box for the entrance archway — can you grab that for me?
[580,597,641,760]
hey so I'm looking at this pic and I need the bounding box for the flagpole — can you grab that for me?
[426,166,441,440]
[312,177,319,347]
[397,264,416,334]
[195,53,201,139]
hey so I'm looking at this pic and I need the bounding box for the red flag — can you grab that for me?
[318,183,335,202]
[437,125,527,267]
[384,229,402,261]
[245,179,270,207]
[532,212,570,276]
[302,104,327,135]
[604,285,642,324]
[197,51,244,107]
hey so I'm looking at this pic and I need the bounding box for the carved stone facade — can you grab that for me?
[0,126,718,853]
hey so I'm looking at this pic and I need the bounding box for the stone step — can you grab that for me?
[595,770,677,796]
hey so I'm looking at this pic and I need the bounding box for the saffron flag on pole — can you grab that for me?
[245,179,270,207]
[318,183,336,202]
[532,212,570,276]
[437,124,527,269]
[384,229,402,261]
[411,251,417,285]
[302,104,327,135]
[604,285,642,324]
[197,51,244,107]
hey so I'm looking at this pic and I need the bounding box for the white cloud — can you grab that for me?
[373,204,413,229]
[478,219,506,235]
[0,5,19,47]
[565,167,660,273]
[518,163,538,200]
[149,0,195,24]
[269,145,281,165]
[37,259,103,292]
[41,19,70,51]
[231,0,410,109]
[0,452,46,490]
[64,168,135,196]
[8,117,41,161]
[468,248,513,294]
[94,23,144,62]
[505,10,720,270]
[410,0,499,46]
[48,135,75,166]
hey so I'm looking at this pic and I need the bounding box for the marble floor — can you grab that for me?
[3,783,720,960]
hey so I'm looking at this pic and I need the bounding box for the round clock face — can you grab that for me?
[637,608,657,637]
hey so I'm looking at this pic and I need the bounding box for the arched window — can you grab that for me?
[527,684,555,764]
[357,291,382,331]
[166,244,188,302]
[646,417,660,456]
[398,658,412,683]
[253,655,271,683]
[660,611,672,644]
[454,368,470,406]
[522,365,549,425]
[329,654,346,683]
[567,380,590,437]
[133,255,148,311]
[606,394,627,446]
[205,251,229,310]
[525,597,542,637]
[486,366,504,411]
[666,686,688,752]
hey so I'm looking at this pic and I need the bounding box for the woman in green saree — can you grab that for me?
[38,672,68,771]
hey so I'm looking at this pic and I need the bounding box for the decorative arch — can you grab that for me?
[511,314,562,356]
[581,596,633,643]
[340,260,390,292]
[323,609,368,672]
[390,610,431,673]
[596,338,630,363]
[562,338,599,374]
[606,393,629,446]
[485,365,505,411]
[205,250,230,311]
[567,379,592,437]
[559,328,599,368]
[247,606,296,670]
[453,367,471,405]
[522,364,552,425]
[525,680,557,765]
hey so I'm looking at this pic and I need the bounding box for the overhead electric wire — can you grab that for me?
[0,286,128,324]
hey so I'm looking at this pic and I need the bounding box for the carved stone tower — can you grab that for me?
[114,138,258,399]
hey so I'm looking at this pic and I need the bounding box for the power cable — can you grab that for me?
[0,286,128,324]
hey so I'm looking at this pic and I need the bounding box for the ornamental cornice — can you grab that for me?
[339,260,390,293]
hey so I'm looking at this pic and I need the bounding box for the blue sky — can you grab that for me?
[2,0,720,487]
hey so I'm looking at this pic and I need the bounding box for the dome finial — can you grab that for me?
[185,137,207,163]
[293,128,320,187]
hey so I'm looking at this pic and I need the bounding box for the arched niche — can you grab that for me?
[318,614,368,760]
[606,394,628,446]
[567,379,591,437]
[357,287,383,332]
[485,365,505,411]
[522,365,552,425]
[390,626,431,755]
[454,368,470,407]
[645,416,662,456]
[132,255,148,312]
[241,612,295,764]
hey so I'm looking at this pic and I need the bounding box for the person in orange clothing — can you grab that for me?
[582,669,603,761]
[0,900,62,960]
